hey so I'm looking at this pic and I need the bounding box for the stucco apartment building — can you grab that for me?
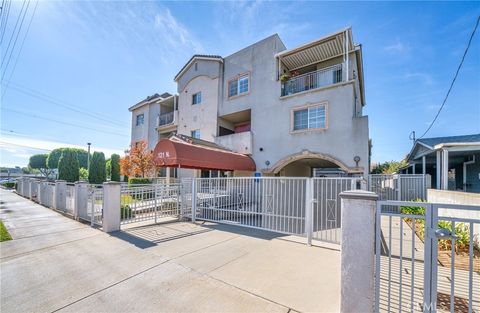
[129,27,370,178]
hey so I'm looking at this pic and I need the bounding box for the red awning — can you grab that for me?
[153,138,256,172]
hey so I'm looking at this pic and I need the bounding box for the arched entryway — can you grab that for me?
[265,151,362,177]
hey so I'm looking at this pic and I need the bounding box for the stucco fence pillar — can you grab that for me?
[339,190,378,313]
[102,182,121,233]
[54,180,67,211]
[74,181,89,220]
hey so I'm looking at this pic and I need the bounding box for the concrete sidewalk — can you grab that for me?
[0,189,341,313]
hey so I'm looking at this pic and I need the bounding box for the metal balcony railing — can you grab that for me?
[281,63,343,97]
[158,111,175,126]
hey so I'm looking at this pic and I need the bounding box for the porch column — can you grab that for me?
[412,164,416,174]
[166,167,171,184]
[441,149,449,190]
[422,156,426,174]
[436,150,441,189]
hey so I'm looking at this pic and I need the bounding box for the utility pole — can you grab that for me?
[87,143,91,173]
[409,131,416,146]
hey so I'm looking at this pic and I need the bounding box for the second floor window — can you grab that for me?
[136,114,144,126]
[228,74,249,98]
[293,105,326,131]
[191,129,200,139]
[192,92,201,105]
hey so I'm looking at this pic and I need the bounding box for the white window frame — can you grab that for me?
[191,129,201,139]
[136,113,144,126]
[291,103,328,133]
[228,73,250,98]
[192,92,201,105]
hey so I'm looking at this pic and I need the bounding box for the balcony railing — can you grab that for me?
[158,111,175,126]
[281,63,343,97]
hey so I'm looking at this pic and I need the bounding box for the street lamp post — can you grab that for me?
[87,143,91,173]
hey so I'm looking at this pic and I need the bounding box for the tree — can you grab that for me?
[79,167,88,181]
[106,159,111,180]
[58,150,80,182]
[120,141,155,178]
[47,148,89,169]
[29,154,53,178]
[110,154,121,181]
[371,160,408,174]
[88,152,106,184]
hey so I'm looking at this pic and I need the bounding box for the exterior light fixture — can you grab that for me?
[354,156,360,167]
[265,160,270,166]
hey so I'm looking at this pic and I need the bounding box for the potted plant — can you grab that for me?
[280,74,290,82]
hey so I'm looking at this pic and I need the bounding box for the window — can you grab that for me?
[293,105,326,131]
[228,74,249,98]
[192,92,201,105]
[136,114,144,126]
[191,129,200,139]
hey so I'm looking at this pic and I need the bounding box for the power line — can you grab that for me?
[0,0,29,79]
[418,15,480,139]
[0,0,27,69]
[1,0,37,95]
[0,0,11,45]
[1,107,129,137]
[4,82,127,128]
[0,140,52,151]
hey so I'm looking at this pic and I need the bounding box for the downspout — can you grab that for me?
[463,155,475,192]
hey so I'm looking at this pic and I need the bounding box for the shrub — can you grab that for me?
[88,152,106,184]
[58,150,80,182]
[110,154,121,182]
[106,159,111,180]
[120,205,134,219]
[128,177,152,185]
[1,182,16,188]
[48,148,89,169]
[79,167,88,181]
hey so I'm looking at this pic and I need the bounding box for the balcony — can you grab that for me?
[215,131,252,155]
[281,64,343,97]
[156,111,178,132]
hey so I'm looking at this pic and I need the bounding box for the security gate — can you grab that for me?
[120,184,181,225]
[191,177,363,244]
[375,200,479,312]
[369,174,430,201]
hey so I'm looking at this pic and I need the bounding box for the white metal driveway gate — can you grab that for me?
[191,177,363,244]
[120,184,181,225]
[375,200,479,313]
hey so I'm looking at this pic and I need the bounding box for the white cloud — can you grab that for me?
[404,72,434,86]
[384,39,411,55]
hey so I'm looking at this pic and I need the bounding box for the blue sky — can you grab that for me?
[0,1,479,168]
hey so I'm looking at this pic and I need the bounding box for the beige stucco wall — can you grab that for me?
[177,75,220,142]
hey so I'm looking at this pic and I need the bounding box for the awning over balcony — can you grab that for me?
[276,27,354,71]
[153,136,256,172]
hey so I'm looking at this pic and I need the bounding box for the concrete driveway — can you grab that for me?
[0,189,341,313]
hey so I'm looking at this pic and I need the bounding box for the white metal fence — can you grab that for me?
[190,177,363,244]
[65,183,75,215]
[120,184,181,225]
[375,200,479,313]
[369,174,430,202]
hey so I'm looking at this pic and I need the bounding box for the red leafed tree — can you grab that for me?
[120,141,156,178]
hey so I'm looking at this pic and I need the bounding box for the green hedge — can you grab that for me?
[128,178,152,185]
[1,182,16,189]
[120,205,135,219]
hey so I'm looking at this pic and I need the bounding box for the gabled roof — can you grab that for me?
[128,92,173,111]
[174,54,223,82]
[417,134,480,148]
[407,133,480,161]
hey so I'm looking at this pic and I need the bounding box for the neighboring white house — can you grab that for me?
[129,27,370,179]
[402,134,480,192]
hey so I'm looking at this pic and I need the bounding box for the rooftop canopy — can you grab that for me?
[276,27,355,71]
[152,136,256,172]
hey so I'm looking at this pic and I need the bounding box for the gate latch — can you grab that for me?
[434,228,459,240]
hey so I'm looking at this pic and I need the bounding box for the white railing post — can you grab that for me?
[339,190,378,313]
[102,182,121,232]
[191,179,197,222]
[54,180,67,211]
[28,178,34,199]
[36,181,42,203]
[74,181,88,220]
[23,178,29,197]
[305,178,313,246]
